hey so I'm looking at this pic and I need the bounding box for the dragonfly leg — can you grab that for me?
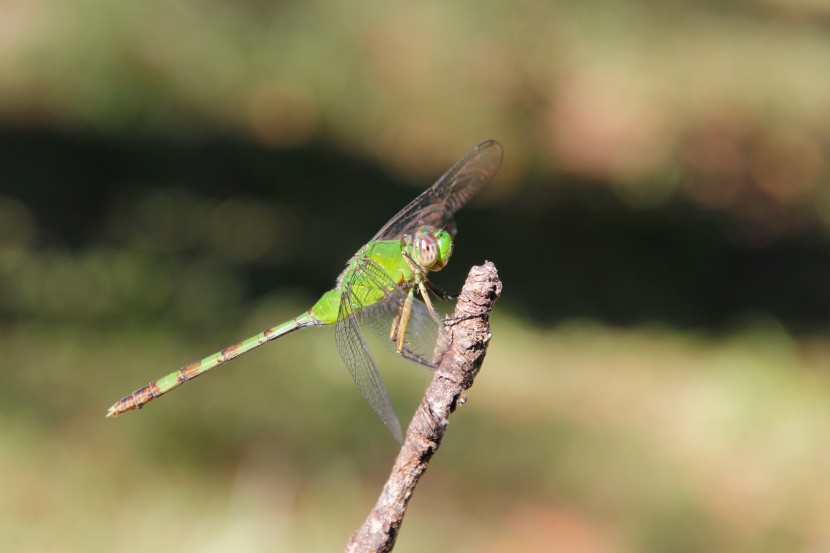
[425,279,457,301]
[399,244,441,319]
[443,313,478,324]
[417,281,438,319]
[396,288,415,353]
[389,303,403,343]
[400,240,424,279]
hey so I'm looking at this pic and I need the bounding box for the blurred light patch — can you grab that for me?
[173,256,244,325]
[111,189,298,266]
[248,83,319,148]
[473,502,624,553]
[1,248,179,322]
[209,198,298,265]
[680,117,829,244]
[680,118,747,211]
[544,70,672,194]
[102,250,174,314]
[379,123,458,178]
[749,124,823,203]
[14,250,112,319]
[113,188,205,254]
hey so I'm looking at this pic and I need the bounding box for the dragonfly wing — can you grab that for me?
[372,139,503,241]
[335,287,403,443]
[350,258,450,367]
[362,294,450,367]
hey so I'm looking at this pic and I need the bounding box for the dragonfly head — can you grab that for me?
[412,226,453,271]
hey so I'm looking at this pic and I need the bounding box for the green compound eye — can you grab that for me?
[418,231,439,267]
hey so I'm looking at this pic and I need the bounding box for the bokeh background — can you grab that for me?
[3,1,830,551]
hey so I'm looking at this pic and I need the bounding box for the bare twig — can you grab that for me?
[345,262,502,553]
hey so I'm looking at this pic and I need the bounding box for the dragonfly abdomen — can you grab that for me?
[106,311,319,417]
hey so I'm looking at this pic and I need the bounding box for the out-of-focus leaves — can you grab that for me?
[3,0,830,235]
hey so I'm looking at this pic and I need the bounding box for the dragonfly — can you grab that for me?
[106,139,503,442]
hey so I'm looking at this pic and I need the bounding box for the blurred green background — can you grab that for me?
[3,1,830,551]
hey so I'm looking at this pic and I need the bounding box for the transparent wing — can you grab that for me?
[335,288,403,443]
[349,258,449,366]
[372,139,503,241]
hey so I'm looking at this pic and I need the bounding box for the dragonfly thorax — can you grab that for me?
[407,226,453,271]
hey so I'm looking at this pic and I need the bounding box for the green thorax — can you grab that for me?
[309,227,453,325]
[309,239,409,324]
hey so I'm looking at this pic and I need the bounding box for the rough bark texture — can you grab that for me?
[345,262,502,553]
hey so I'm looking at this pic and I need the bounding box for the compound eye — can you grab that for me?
[418,234,438,267]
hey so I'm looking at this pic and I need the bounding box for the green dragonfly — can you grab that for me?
[107,139,503,442]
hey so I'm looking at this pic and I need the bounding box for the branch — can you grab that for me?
[345,261,502,553]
